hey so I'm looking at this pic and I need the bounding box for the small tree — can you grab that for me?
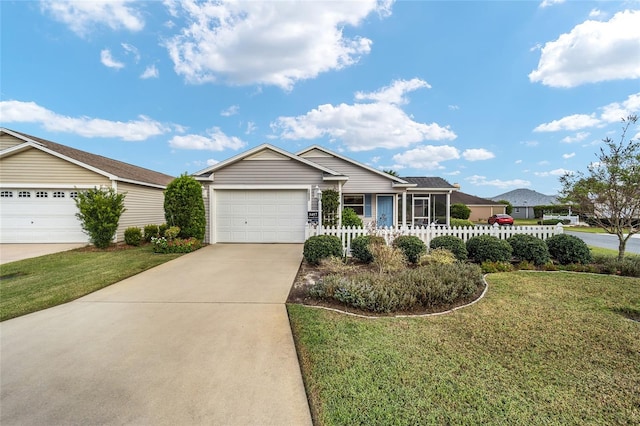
[74,187,126,249]
[497,200,513,215]
[559,115,640,260]
[450,203,471,219]
[321,189,340,227]
[164,174,206,240]
[341,207,363,227]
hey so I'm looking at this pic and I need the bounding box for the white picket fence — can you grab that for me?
[306,223,564,255]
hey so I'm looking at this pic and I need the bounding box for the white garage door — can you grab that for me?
[216,190,308,243]
[0,189,88,243]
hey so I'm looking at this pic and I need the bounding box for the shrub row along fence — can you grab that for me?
[306,223,565,255]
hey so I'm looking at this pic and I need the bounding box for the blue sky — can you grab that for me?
[1,0,639,198]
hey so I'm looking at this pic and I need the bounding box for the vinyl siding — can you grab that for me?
[212,159,325,185]
[0,134,24,150]
[301,156,399,193]
[116,182,166,242]
[0,147,109,186]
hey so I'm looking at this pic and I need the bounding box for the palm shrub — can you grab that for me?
[430,235,467,261]
[74,187,126,249]
[341,207,363,228]
[466,235,512,263]
[546,234,592,265]
[450,203,471,219]
[164,174,206,240]
[350,235,385,263]
[507,234,550,265]
[124,227,142,246]
[303,235,343,265]
[393,235,426,264]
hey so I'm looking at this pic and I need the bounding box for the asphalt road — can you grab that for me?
[565,231,640,254]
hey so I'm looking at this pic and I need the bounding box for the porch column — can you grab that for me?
[401,192,407,228]
[338,181,343,226]
[446,191,451,226]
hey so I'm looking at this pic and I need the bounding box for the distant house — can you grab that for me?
[491,188,558,219]
[0,128,174,243]
[449,190,507,222]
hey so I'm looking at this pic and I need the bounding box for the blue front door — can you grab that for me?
[377,196,394,227]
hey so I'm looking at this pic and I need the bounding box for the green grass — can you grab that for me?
[0,246,183,321]
[289,272,640,425]
[566,226,607,234]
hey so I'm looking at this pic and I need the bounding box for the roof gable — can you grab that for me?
[451,191,504,206]
[401,176,457,190]
[0,128,174,187]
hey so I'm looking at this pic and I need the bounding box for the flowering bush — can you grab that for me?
[151,236,203,254]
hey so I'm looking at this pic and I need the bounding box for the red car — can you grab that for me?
[488,214,514,226]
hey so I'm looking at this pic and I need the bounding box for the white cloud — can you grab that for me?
[529,10,640,87]
[538,160,550,166]
[448,105,460,111]
[561,131,590,143]
[391,145,460,170]
[164,0,391,89]
[589,9,605,19]
[600,92,640,123]
[521,140,539,147]
[140,65,159,79]
[515,159,523,164]
[371,156,381,164]
[465,175,531,189]
[462,148,495,161]
[445,170,461,176]
[563,152,576,159]
[273,101,456,151]
[100,49,125,69]
[534,114,601,132]
[0,100,168,141]
[207,158,219,166]
[534,168,572,177]
[221,105,239,117]
[121,43,140,62]
[355,78,430,105]
[40,0,144,36]
[168,127,246,151]
[539,0,565,8]
[245,121,256,135]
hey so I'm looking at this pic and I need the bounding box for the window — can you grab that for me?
[36,191,48,198]
[0,191,13,198]
[18,191,31,198]
[69,191,79,199]
[53,191,65,198]
[343,194,365,215]
[412,196,430,226]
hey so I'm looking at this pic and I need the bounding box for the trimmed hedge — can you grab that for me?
[304,235,343,265]
[449,219,475,227]
[393,235,426,264]
[546,234,592,265]
[143,224,161,242]
[341,207,363,228]
[507,234,550,265]
[538,219,570,225]
[124,227,142,246]
[430,236,467,261]
[466,235,513,263]
[351,235,386,264]
[450,203,471,220]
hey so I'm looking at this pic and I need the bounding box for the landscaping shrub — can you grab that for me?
[537,219,570,225]
[164,174,206,240]
[310,263,483,313]
[159,223,169,238]
[350,235,385,263]
[321,190,340,227]
[449,219,474,227]
[164,226,181,240]
[341,207,363,228]
[546,234,592,265]
[592,254,640,277]
[419,247,457,265]
[371,243,406,274]
[143,224,160,242]
[74,187,126,249]
[124,227,142,246]
[430,235,467,261]
[450,203,471,220]
[151,236,203,254]
[466,235,512,263]
[507,234,550,265]
[304,235,343,265]
[393,235,426,264]
[480,261,514,273]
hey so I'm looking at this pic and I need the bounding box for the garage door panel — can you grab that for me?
[215,189,307,243]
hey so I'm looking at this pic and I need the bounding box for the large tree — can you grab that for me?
[559,115,639,260]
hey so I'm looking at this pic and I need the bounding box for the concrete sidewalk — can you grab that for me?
[0,244,312,426]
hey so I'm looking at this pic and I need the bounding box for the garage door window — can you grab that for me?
[53,191,65,198]
[18,191,31,198]
[36,191,48,198]
[70,191,78,198]
[1,191,13,198]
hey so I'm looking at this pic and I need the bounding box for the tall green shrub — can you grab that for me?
[164,174,206,240]
[341,207,363,228]
[321,189,340,227]
[546,234,592,265]
[466,235,512,263]
[507,234,550,265]
[74,187,126,249]
[450,203,471,220]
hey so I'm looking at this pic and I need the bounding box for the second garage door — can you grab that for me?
[215,189,308,243]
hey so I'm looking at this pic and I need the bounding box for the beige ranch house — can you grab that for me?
[0,128,173,243]
[193,144,459,244]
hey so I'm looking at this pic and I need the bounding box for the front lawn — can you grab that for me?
[0,246,183,321]
[288,272,640,425]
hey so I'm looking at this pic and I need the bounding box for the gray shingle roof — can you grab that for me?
[490,188,558,206]
[5,129,174,187]
[401,177,457,189]
[451,191,504,206]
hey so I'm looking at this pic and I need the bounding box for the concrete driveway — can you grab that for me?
[0,244,312,426]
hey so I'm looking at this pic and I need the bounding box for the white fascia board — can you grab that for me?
[193,143,342,177]
[0,128,46,147]
[322,176,349,181]
[408,187,456,192]
[116,178,167,190]
[212,184,312,190]
[297,145,409,184]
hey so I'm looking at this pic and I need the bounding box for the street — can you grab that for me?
[565,231,640,254]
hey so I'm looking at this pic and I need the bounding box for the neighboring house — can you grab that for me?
[491,188,558,219]
[449,190,507,222]
[192,144,458,244]
[0,128,174,243]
